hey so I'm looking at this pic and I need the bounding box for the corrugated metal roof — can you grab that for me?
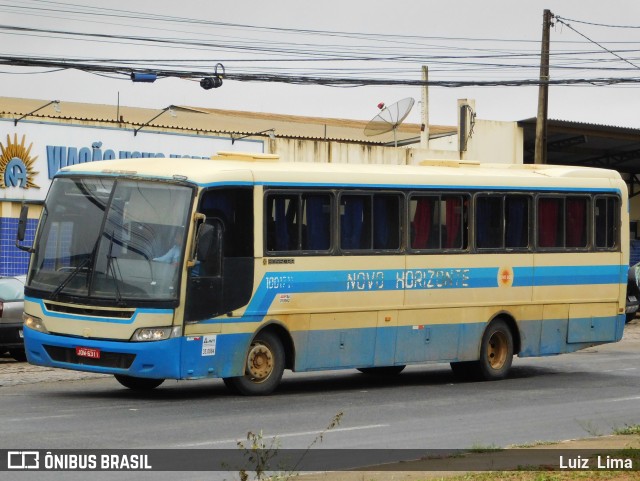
[518,117,640,136]
[0,96,456,145]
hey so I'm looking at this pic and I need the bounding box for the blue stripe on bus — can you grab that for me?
[512,265,625,287]
[25,297,173,324]
[229,264,625,321]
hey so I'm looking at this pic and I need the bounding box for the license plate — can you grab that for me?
[76,346,101,359]
[18,329,23,338]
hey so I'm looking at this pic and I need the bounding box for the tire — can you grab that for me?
[114,374,164,390]
[451,319,514,381]
[477,319,514,380]
[223,331,284,396]
[357,365,405,376]
[9,349,27,362]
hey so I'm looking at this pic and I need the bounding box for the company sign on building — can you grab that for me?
[0,120,261,201]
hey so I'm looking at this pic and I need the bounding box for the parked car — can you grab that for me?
[626,263,640,323]
[0,275,26,361]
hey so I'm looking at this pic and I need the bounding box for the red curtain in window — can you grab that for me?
[538,198,559,247]
[566,198,586,247]
[412,198,432,248]
[445,197,461,248]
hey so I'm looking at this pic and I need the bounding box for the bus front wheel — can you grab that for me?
[223,331,284,396]
[114,374,164,390]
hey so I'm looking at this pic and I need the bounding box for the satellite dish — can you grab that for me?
[364,97,415,147]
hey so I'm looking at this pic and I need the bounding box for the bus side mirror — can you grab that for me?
[16,204,34,253]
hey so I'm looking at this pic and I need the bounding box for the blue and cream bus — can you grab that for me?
[19,152,628,395]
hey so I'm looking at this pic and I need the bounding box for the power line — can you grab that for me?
[555,16,640,71]
[1,54,639,88]
[1,3,640,90]
[554,16,640,29]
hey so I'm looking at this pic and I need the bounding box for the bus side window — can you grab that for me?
[538,195,589,250]
[566,197,588,248]
[476,196,503,249]
[302,194,331,250]
[442,195,466,249]
[340,195,371,250]
[196,221,223,277]
[409,194,468,252]
[538,197,564,248]
[200,188,253,257]
[410,196,436,249]
[266,195,299,252]
[373,194,401,250]
[505,196,530,249]
[595,196,619,249]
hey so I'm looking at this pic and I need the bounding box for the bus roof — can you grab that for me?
[57,154,624,191]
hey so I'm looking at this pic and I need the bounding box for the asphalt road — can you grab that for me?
[2,321,640,480]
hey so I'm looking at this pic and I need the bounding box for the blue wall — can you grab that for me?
[1,217,37,276]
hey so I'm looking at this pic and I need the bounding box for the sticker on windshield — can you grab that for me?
[202,335,217,356]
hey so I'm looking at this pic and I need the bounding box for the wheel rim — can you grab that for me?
[487,331,508,369]
[246,342,274,382]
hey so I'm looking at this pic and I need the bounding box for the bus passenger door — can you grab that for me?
[185,220,224,321]
[185,186,255,323]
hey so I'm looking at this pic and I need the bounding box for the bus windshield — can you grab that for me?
[28,177,193,305]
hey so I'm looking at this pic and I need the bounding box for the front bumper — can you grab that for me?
[23,326,182,379]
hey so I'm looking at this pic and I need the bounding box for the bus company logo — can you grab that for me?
[0,134,40,190]
[7,451,40,469]
[498,267,514,287]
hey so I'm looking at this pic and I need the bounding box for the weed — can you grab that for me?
[613,424,640,436]
[233,411,344,480]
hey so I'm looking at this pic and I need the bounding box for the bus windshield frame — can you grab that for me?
[26,176,195,307]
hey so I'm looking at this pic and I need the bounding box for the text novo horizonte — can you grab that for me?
[346,269,471,291]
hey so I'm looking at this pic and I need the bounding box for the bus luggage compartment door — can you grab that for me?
[567,303,619,344]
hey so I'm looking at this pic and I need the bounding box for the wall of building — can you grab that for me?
[1,202,39,276]
[428,119,524,165]
[271,138,415,164]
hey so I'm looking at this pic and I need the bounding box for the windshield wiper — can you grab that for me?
[52,236,100,300]
[51,256,92,300]
[104,230,123,304]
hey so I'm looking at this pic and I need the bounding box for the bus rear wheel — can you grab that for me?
[114,374,164,390]
[450,319,513,381]
[223,331,284,396]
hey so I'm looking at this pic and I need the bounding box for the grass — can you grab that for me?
[424,472,640,481]
[403,427,640,481]
[614,425,640,436]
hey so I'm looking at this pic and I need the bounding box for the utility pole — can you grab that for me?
[420,66,429,149]
[534,9,553,164]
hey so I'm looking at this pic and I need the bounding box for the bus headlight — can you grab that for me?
[131,326,182,342]
[24,313,48,333]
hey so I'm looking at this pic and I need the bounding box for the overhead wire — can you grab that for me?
[555,16,640,71]
[0,2,639,89]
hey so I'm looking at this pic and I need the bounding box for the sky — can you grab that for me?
[2,0,640,129]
